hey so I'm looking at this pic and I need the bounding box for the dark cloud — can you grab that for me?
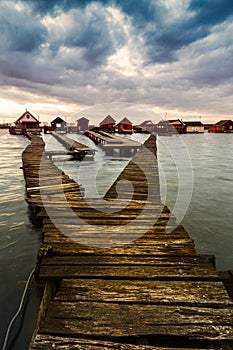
[61,7,124,68]
[16,0,76,15]
[116,0,164,27]
[108,0,233,65]
[15,0,233,64]
[144,20,208,63]
[0,52,59,85]
[0,1,125,81]
[189,0,233,25]
[18,0,108,16]
[127,0,233,65]
[23,0,164,24]
[47,4,126,70]
[0,3,47,53]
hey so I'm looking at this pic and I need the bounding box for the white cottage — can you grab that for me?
[184,121,204,133]
[10,110,41,134]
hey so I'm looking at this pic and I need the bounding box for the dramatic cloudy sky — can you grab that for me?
[1,0,233,124]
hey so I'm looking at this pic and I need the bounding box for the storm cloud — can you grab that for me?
[1,0,233,123]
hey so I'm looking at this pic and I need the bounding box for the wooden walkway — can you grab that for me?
[50,132,93,159]
[85,130,141,156]
[22,134,233,349]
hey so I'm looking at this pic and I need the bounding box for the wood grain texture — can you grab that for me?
[23,134,233,349]
[30,334,221,349]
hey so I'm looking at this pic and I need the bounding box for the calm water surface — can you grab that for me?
[0,129,233,349]
[0,130,41,350]
[158,132,233,269]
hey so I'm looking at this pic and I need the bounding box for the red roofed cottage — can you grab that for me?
[117,117,133,134]
[99,115,116,132]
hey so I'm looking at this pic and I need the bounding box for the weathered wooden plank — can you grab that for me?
[28,183,81,192]
[42,216,176,225]
[28,200,170,217]
[42,219,178,229]
[43,228,193,245]
[104,141,160,200]
[41,217,177,228]
[43,240,196,255]
[41,301,233,340]
[38,263,219,281]
[36,203,166,211]
[42,228,196,247]
[43,236,194,248]
[39,254,218,279]
[54,279,233,306]
[30,334,220,350]
[42,221,185,232]
[33,280,59,336]
[29,200,135,209]
[40,241,201,257]
[29,198,166,208]
[41,254,209,267]
[38,209,171,219]
[42,222,187,234]
[42,221,188,234]
[42,240,197,256]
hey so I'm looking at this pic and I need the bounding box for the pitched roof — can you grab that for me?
[140,120,153,126]
[157,120,171,125]
[99,115,116,126]
[77,116,89,122]
[117,117,132,125]
[183,121,204,126]
[168,119,185,124]
[15,111,40,124]
[214,120,232,126]
[51,116,66,124]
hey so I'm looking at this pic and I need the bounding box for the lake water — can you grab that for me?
[0,130,42,350]
[157,132,233,270]
[0,129,233,349]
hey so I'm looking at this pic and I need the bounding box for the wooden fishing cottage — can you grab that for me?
[184,121,204,133]
[168,119,185,134]
[139,120,157,133]
[156,119,176,135]
[209,120,233,133]
[117,117,133,133]
[99,115,116,132]
[9,110,41,135]
[77,116,89,132]
[51,117,67,133]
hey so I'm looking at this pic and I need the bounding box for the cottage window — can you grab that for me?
[27,114,30,119]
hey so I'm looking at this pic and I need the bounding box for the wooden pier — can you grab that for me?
[84,130,111,144]
[85,130,142,156]
[50,132,94,159]
[22,134,233,349]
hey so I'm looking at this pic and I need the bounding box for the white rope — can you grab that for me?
[2,268,35,350]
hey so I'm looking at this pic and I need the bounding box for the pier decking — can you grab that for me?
[50,132,93,159]
[85,130,142,156]
[22,134,233,349]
